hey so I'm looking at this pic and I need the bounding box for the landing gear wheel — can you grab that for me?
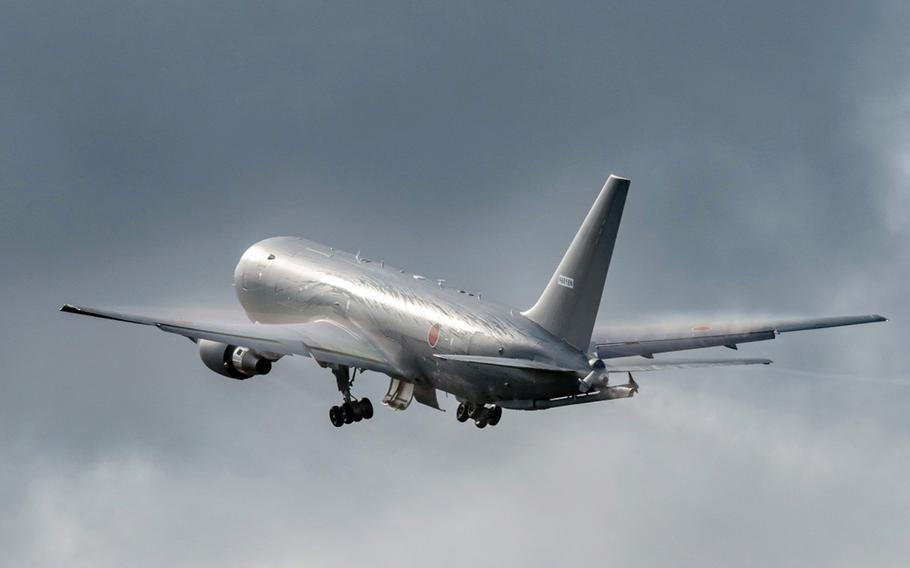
[456,402,470,423]
[352,403,363,422]
[474,418,488,429]
[359,397,374,420]
[341,402,355,424]
[488,406,502,426]
[329,405,343,427]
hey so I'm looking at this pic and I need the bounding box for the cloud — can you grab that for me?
[1,1,907,566]
[8,377,910,567]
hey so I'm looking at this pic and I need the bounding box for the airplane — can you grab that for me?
[61,175,887,429]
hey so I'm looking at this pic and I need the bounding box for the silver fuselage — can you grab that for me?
[234,237,588,403]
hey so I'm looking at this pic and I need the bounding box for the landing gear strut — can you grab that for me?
[456,402,503,429]
[328,365,373,428]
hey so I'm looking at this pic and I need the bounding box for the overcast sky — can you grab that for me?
[1,1,908,566]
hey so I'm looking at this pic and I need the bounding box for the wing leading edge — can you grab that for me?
[590,314,887,359]
[60,304,397,374]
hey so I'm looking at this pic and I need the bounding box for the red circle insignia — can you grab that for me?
[427,323,441,348]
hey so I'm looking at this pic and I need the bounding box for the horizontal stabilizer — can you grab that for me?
[606,357,772,372]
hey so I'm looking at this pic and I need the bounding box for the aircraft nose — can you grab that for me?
[234,239,269,291]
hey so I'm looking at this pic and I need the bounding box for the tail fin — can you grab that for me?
[522,175,630,350]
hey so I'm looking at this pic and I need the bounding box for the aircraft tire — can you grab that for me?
[329,405,344,427]
[341,402,355,424]
[488,406,502,426]
[456,402,469,422]
[359,398,374,420]
[474,418,487,429]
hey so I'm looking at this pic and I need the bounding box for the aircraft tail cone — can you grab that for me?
[579,366,609,393]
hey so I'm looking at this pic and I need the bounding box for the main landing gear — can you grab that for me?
[456,402,503,429]
[329,365,373,428]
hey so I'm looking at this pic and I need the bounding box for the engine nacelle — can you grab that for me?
[198,339,273,380]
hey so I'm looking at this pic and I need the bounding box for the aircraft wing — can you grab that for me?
[590,315,886,359]
[60,304,396,373]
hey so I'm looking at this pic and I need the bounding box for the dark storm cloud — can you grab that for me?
[1,1,907,566]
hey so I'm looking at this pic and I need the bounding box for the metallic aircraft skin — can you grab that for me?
[60,175,887,427]
[234,236,589,404]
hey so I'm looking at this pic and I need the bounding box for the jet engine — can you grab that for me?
[198,339,274,380]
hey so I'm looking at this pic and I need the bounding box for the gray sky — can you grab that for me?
[2,1,908,566]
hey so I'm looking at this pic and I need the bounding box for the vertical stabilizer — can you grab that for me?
[522,175,629,350]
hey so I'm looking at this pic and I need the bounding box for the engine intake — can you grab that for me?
[198,339,273,380]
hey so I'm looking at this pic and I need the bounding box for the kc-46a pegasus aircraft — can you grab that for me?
[62,176,886,428]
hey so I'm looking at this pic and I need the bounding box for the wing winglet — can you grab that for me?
[61,303,156,326]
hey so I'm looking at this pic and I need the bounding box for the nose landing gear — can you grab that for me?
[456,402,503,428]
[328,365,373,428]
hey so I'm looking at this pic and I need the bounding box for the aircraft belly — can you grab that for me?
[429,361,577,403]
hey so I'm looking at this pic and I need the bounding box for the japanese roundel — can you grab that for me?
[427,323,441,348]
